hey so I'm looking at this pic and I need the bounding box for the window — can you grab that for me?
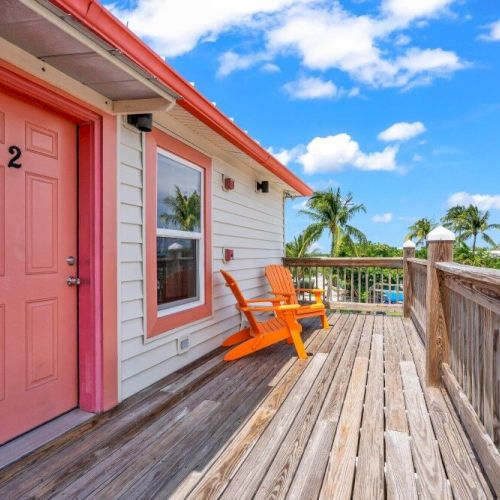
[156,151,203,313]
[146,128,212,337]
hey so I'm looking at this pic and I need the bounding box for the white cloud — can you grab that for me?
[261,62,280,73]
[381,0,454,22]
[217,51,269,77]
[395,48,464,88]
[263,3,464,88]
[297,133,398,173]
[447,192,500,211]
[478,19,500,42]
[372,212,393,223]
[394,34,411,46]
[110,0,312,57]
[268,145,304,165]
[378,121,426,142]
[114,0,466,91]
[412,153,424,162]
[283,76,338,99]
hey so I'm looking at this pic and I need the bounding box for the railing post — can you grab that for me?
[403,240,416,318]
[425,226,455,387]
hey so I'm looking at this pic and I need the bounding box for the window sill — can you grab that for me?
[147,302,212,339]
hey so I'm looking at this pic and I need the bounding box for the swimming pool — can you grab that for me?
[383,290,404,303]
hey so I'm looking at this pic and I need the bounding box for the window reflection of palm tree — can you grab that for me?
[161,186,201,231]
[159,186,200,304]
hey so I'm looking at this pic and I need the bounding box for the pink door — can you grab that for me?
[0,91,78,444]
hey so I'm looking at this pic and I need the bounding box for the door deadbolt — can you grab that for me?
[66,276,81,286]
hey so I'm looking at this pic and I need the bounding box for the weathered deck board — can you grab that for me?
[384,316,417,500]
[319,317,372,499]
[385,430,418,500]
[0,314,494,499]
[400,361,453,499]
[219,353,328,499]
[94,337,324,499]
[181,314,345,500]
[286,315,367,500]
[254,315,364,499]
[384,316,409,433]
[353,327,384,500]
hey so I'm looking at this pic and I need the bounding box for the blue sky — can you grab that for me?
[106,0,500,249]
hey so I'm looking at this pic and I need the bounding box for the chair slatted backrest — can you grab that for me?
[220,270,262,334]
[265,265,299,305]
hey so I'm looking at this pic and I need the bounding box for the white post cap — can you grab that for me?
[403,239,416,249]
[427,225,455,242]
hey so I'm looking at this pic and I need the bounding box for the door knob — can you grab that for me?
[66,276,81,286]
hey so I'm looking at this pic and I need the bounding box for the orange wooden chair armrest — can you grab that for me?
[238,304,300,313]
[270,291,293,297]
[295,288,324,305]
[246,297,283,304]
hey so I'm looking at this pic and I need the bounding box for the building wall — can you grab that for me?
[118,120,286,399]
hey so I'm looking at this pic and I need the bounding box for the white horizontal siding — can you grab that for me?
[117,121,285,400]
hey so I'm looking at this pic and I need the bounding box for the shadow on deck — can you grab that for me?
[0,313,494,499]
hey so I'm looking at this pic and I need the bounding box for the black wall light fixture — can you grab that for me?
[127,113,153,132]
[256,180,269,193]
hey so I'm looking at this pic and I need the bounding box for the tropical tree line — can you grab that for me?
[288,187,500,269]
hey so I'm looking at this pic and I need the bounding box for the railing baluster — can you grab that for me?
[388,271,392,304]
[350,268,354,303]
[357,267,361,304]
[328,266,332,303]
[365,270,369,304]
[336,267,340,302]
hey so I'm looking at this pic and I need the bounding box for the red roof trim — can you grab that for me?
[47,0,313,196]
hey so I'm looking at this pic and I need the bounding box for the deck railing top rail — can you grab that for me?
[406,257,428,267]
[283,256,403,268]
[435,261,500,286]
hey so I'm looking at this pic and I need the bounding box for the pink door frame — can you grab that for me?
[0,60,118,413]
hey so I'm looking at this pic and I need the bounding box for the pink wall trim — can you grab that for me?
[146,128,213,337]
[0,59,118,412]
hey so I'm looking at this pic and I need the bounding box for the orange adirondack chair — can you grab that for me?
[220,270,307,361]
[265,265,330,329]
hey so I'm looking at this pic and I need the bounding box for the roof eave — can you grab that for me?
[46,0,313,196]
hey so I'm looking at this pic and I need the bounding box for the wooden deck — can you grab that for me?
[0,313,494,499]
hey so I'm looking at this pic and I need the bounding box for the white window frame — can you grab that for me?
[156,148,205,317]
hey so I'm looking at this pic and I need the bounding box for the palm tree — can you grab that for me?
[406,218,436,247]
[161,186,201,232]
[441,205,467,239]
[286,226,321,258]
[300,188,367,257]
[458,205,499,254]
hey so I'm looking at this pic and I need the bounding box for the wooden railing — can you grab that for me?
[436,263,500,449]
[283,257,403,313]
[402,231,500,493]
[405,258,427,341]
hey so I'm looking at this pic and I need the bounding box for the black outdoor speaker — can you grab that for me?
[256,180,269,193]
[127,113,153,132]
